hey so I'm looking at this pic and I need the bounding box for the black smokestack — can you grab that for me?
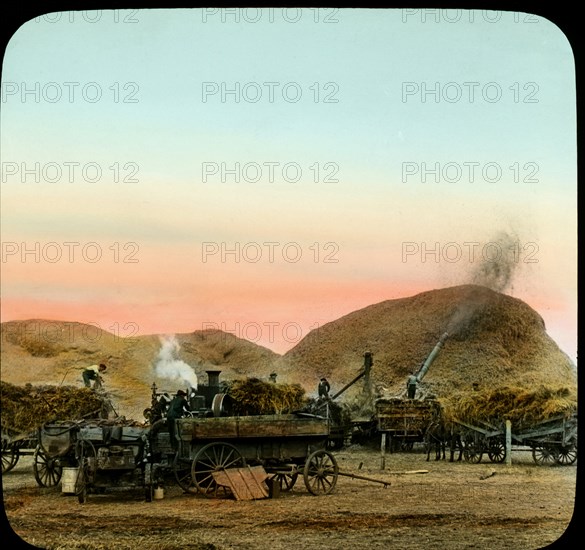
[206,370,221,390]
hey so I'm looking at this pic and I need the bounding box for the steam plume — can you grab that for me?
[154,335,198,389]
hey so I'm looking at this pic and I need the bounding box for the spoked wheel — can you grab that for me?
[487,439,506,463]
[1,439,20,474]
[76,467,88,504]
[75,440,97,503]
[532,444,559,465]
[173,453,198,494]
[33,445,63,487]
[191,442,245,498]
[400,440,414,452]
[303,449,338,496]
[555,443,577,466]
[270,470,299,492]
[463,434,483,464]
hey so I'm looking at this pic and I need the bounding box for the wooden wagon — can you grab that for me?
[1,421,84,487]
[454,413,578,466]
[375,398,440,451]
[170,412,338,498]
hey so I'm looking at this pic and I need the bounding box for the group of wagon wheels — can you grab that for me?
[459,427,577,466]
[171,442,339,498]
[530,440,577,466]
[460,431,507,464]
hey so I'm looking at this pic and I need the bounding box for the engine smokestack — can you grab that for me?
[206,370,221,390]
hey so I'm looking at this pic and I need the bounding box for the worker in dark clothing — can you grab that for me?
[407,374,418,399]
[167,390,189,451]
[318,378,331,398]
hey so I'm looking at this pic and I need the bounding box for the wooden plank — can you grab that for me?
[178,415,329,440]
[212,466,269,500]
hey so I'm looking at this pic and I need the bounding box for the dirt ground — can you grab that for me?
[2,445,577,550]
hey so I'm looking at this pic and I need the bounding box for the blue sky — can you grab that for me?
[1,8,577,359]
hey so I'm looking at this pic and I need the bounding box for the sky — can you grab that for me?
[0,8,578,361]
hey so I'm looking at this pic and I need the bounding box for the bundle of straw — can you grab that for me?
[1,381,112,434]
[226,378,306,415]
[440,384,577,429]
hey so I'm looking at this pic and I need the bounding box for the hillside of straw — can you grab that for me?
[277,285,577,423]
[0,321,279,420]
[0,285,577,425]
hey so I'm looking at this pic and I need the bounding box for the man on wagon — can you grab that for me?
[167,389,190,451]
[407,372,418,399]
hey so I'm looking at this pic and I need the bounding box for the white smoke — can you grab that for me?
[154,335,198,389]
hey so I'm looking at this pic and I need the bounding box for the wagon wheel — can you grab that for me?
[33,445,63,487]
[143,463,155,502]
[75,440,97,503]
[270,471,299,492]
[191,442,245,498]
[555,443,577,466]
[172,452,197,494]
[1,439,20,474]
[532,444,558,465]
[400,440,414,452]
[462,433,483,464]
[303,449,338,496]
[487,439,506,463]
[76,467,88,504]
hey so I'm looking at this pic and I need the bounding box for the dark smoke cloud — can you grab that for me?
[470,231,520,292]
[447,231,520,337]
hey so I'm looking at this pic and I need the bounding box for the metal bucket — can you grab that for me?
[61,467,79,494]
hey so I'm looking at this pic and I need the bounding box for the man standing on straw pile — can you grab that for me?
[82,363,107,389]
[318,378,331,398]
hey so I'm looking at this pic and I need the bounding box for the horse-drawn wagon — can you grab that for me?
[453,413,577,466]
[375,398,440,451]
[170,412,337,498]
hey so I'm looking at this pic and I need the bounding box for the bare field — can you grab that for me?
[2,445,577,550]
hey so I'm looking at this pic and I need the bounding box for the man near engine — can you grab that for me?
[167,389,190,451]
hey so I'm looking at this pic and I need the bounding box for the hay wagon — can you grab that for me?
[454,413,578,466]
[1,422,82,486]
[169,412,338,498]
[512,414,577,465]
[375,398,440,451]
[1,426,37,475]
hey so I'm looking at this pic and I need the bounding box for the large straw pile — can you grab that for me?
[226,378,306,415]
[0,381,112,434]
[280,285,576,395]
